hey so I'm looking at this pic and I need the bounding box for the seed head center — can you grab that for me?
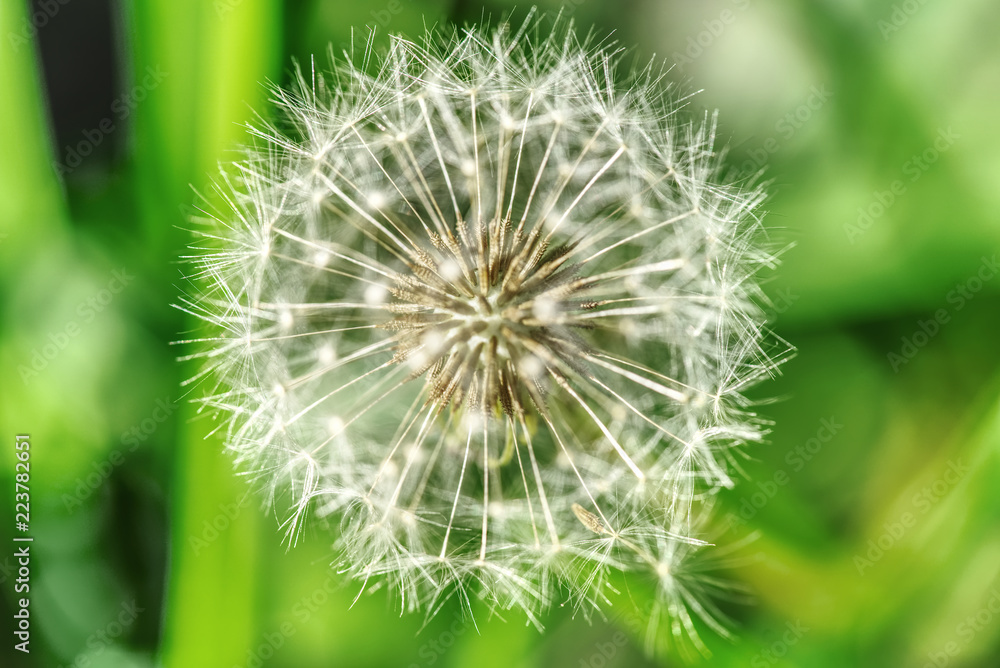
[383,224,590,416]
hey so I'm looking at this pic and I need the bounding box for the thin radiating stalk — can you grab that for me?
[124,1,283,666]
[182,11,789,656]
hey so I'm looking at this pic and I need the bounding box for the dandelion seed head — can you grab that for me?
[182,10,788,655]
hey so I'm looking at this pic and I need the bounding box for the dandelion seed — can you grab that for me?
[182,10,788,655]
[572,503,609,535]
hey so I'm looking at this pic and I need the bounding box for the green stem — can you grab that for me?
[118,1,282,665]
[0,0,70,255]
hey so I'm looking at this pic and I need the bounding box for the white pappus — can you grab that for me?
[179,10,789,657]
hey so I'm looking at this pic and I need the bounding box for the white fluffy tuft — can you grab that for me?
[180,11,788,655]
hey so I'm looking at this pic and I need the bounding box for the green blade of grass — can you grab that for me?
[119,1,282,666]
[0,0,69,260]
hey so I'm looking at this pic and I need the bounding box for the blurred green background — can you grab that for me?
[2,0,999,666]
